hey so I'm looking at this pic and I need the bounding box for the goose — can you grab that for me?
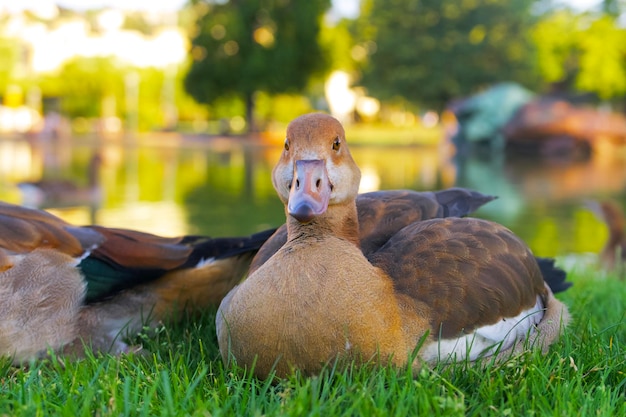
[216,113,571,379]
[0,201,275,363]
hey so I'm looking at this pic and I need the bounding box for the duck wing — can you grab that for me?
[356,188,495,254]
[367,217,547,339]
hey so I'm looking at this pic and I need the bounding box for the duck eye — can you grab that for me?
[284,139,290,151]
[332,137,341,151]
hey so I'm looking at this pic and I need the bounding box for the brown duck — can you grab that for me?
[0,201,275,363]
[216,113,571,379]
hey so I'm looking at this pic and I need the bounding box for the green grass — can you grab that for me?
[1,257,625,416]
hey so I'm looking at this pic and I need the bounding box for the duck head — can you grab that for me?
[272,113,361,224]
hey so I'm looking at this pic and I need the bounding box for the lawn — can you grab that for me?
[1,257,624,416]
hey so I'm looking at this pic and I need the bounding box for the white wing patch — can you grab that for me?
[421,295,545,363]
[196,257,216,268]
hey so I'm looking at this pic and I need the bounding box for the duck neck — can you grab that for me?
[286,201,360,247]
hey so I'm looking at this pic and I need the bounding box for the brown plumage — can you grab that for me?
[216,113,570,379]
[0,201,275,363]
[586,199,626,275]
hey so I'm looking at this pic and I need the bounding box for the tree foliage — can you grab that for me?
[37,57,194,131]
[0,37,19,94]
[184,0,331,131]
[533,11,626,100]
[357,0,540,111]
[531,10,579,85]
[576,16,626,99]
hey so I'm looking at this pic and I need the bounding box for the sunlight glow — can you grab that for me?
[1,6,186,73]
[358,165,381,193]
[325,71,357,123]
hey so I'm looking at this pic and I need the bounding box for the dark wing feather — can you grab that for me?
[368,217,547,339]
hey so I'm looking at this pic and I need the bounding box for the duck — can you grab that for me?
[0,201,276,364]
[216,113,571,379]
[585,199,626,276]
[17,152,104,210]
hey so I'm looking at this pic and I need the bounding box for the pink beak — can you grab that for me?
[287,160,332,223]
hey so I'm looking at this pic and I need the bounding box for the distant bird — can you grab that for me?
[216,113,571,379]
[17,152,103,209]
[585,199,626,276]
[0,201,275,364]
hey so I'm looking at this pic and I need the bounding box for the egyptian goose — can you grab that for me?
[585,199,626,275]
[0,201,275,364]
[216,113,571,379]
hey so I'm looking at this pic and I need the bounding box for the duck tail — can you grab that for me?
[536,257,572,294]
[433,188,497,218]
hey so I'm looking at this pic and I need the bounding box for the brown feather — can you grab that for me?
[0,204,86,256]
[88,226,193,270]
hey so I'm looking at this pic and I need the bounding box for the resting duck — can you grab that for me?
[585,199,626,275]
[0,201,275,364]
[216,113,571,379]
[17,152,103,210]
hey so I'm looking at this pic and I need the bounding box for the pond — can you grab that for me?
[1,132,625,260]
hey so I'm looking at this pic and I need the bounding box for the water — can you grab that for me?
[1,133,625,259]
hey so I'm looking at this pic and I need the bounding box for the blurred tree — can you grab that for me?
[602,0,625,17]
[38,57,187,131]
[357,0,540,112]
[531,10,580,88]
[576,16,626,99]
[0,38,16,94]
[39,57,124,118]
[184,0,331,133]
[122,12,157,36]
[532,10,626,102]
[320,19,359,73]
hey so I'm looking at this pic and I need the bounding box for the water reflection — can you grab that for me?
[1,134,624,258]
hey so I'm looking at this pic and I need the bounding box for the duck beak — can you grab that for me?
[288,159,331,223]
